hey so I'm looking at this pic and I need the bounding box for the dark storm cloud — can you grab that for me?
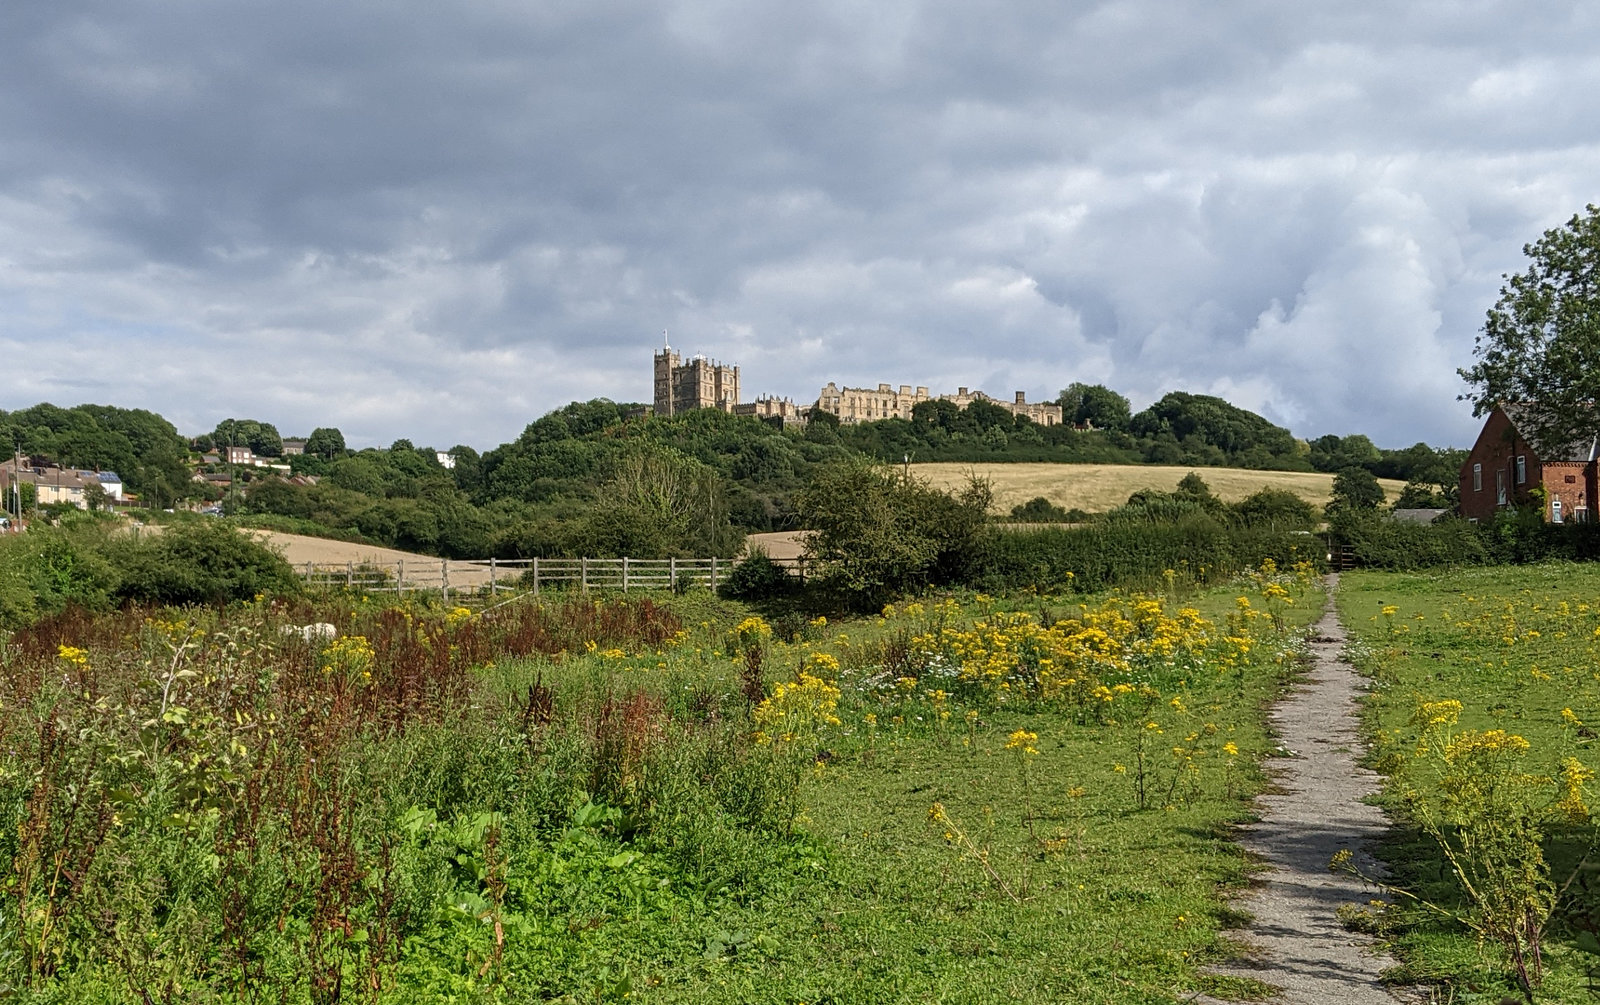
[2,0,1599,447]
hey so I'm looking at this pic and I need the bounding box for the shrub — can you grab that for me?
[979,517,1321,592]
[0,525,120,628]
[107,520,301,606]
[718,549,796,602]
[1006,497,1076,522]
[793,460,990,608]
[1331,514,1490,569]
[1232,487,1319,530]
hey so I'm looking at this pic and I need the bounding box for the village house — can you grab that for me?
[96,471,124,502]
[0,459,102,510]
[1458,403,1597,524]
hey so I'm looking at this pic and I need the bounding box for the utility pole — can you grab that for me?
[9,441,19,529]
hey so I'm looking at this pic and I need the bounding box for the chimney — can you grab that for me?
[1015,391,1026,404]
[958,387,968,397]
[899,385,911,396]
[878,383,891,392]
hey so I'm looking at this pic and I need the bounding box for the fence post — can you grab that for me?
[397,559,404,595]
[347,561,353,588]
[798,555,805,584]
[669,555,677,590]
[441,559,450,603]
[710,556,718,593]
[532,556,540,598]
[581,556,589,592]
[490,556,497,597]
[622,556,630,591]
[306,561,313,581]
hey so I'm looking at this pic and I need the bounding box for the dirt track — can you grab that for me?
[249,531,504,589]
[1194,576,1421,1004]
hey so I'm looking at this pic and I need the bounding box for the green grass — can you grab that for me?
[629,584,1325,1003]
[1,579,1324,1003]
[1340,564,1600,1002]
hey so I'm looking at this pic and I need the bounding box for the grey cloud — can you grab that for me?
[2,0,1598,449]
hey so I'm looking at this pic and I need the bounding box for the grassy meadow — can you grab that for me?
[0,566,1327,1004]
[1340,565,1600,1001]
[913,462,1408,515]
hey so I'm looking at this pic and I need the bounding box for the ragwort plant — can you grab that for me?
[1339,570,1600,1001]
[1342,696,1578,999]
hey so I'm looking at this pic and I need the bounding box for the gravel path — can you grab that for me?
[1193,575,1420,1005]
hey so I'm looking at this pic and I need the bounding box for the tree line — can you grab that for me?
[3,384,1463,561]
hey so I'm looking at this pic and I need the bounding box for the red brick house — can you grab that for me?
[1459,404,1598,523]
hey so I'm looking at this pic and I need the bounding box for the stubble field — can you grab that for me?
[912,462,1408,515]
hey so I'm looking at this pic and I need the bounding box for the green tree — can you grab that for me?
[794,460,991,608]
[1309,433,1382,473]
[1233,488,1318,530]
[1460,204,1600,453]
[1129,392,1302,467]
[1175,471,1216,501]
[804,408,841,444]
[0,402,191,504]
[1391,481,1451,510]
[575,445,744,558]
[212,418,282,457]
[1327,467,1385,517]
[1056,382,1132,430]
[305,426,346,459]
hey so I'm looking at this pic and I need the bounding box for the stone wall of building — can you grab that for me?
[815,382,931,423]
[732,395,807,426]
[939,388,1063,426]
[812,382,1062,426]
[653,349,740,416]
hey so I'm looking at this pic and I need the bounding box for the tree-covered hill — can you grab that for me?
[0,403,192,507]
[2,389,1465,559]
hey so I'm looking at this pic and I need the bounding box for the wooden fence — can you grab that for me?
[295,555,765,603]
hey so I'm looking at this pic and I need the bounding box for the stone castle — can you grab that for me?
[652,342,1062,427]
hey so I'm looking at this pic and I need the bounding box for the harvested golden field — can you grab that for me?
[912,462,1409,514]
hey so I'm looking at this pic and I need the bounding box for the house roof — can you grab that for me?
[1500,403,1599,463]
[1391,508,1448,525]
[98,471,121,483]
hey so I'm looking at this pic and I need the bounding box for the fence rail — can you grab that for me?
[295,555,761,603]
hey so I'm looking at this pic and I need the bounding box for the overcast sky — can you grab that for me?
[3,1,1598,450]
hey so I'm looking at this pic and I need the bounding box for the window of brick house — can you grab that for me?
[1473,463,1482,492]
[1516,455,1527,484]
[1497,469,1507,506]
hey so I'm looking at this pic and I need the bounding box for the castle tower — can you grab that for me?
[653,336,740,416]
[653,334,681,416]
